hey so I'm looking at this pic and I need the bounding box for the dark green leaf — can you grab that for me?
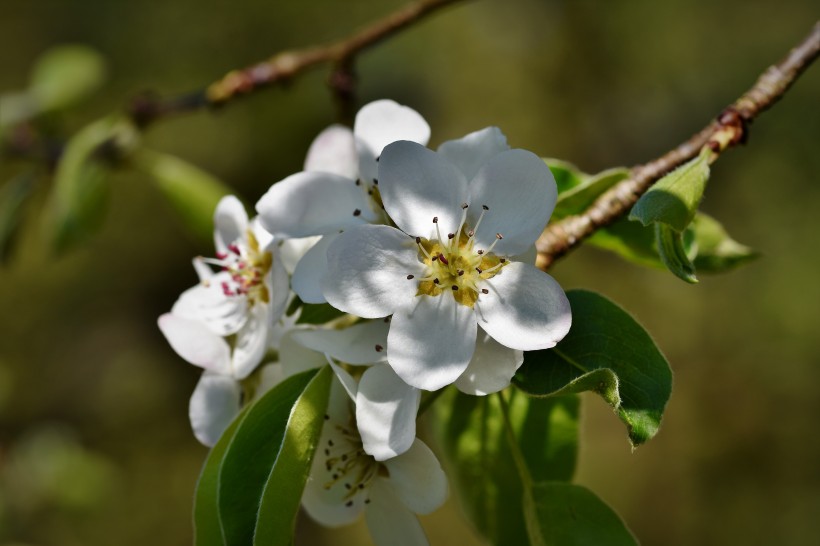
[656,223,698,283]
[296,302,347,325]
[253,366,332,544]
[431,388,579,546]
[29,45,106,112]
[629,149,710,231]
[193,406,250,546]
[133,149,232,245]
[691,213,758,272]
[527,483,637,546]
[553,167,629,220]
[587,217,664,269]
[217,367,329,546]
[543,158,585,194]
[514,290,672,446]
[0,172,37,262]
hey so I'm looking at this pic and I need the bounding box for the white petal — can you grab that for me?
[213,195,248,254]
[365,478,429,546]
[477,262,571,351]
[279,235,322,275]
[192,257,214,282]
[278,328,328,377]
[171,273,248,336]
[290,319,389,365]
[356,364,420,461]
[265,244,290,327]
[230,304,269,379]
[468,149,557,256]
[437,126,509,181]
[378,141,470,240]
[250,217,274,250]
[328,361,359,402]
[387,295,477,391]
[189,372,242,447]
[383,439,448,514]
[513,243,538,266]
[157,313,231,374]
[255,171,374,238]
[291,233,336,304]
[323,225,425,319]
[304,124,358,179]
[455,332,524,396]
[354,99,430,161]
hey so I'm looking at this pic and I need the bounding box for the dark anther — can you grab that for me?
[461,202,469,209]
[448,233,455,239]
[365,499,371,504]
[345,483,352,490]
[438,254,449,265]
[368,189,373,195]
[376,156,380,162]
[324,414,330,420]
[407,274,415,280]
[324,449,330,456]
[373,179,379,185]
[353,209,362,216]
[346,500,354,507]
[341,454,348,461]
[499,258,506,263]
[328,439,334,446]
[432,255,438,261]
[476,267,483,273]
[375,344,384,352]
[433,278,440,284]
[415,236,421,243]
[457,270,464,276]
[432,216,438,223]
[358,483,365,489]
[477,250,484,255]
[482,204,489,211]
[496,233,503,239]
[452,285,459,290]
[481,288,489,294]
[332,474,339,480]
[467,230,474,237]
[355,179,361,186]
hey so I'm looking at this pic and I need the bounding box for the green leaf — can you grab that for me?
[193,406,250,546]
[217,367,330,546]
[527,483,637,546]
[296,302,347,325]
[543,158,586,195]
[29,45,106,112]
[133,149,233,244]
[431,388,579,546]
[514,290,672,446]
[587,217,664,269]
[691,212,758,272]
[629,149,711,231]
[553,167,630,220]
[0,172,37,263]
[46,116,136,252]
[656,223,698,283]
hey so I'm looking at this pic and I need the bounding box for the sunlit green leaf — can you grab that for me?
[133,149,232,244]
[29,45,106,112]
[543,158,585,195]
[527,483,637,546]
[217,367,330,546]
[587,217,664,268]
[553,167,630,219]
[629,149,711,231]
[514,290,672,446]
[0,172,37,262]
[431,388,579,546]
[691,212,758,272]
[656,223,698,283]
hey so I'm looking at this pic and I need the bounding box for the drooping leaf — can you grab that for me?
[29,45,106,112]
[629,149,711,231]
[543,158,586,195]
[216,367,330,546]
[526,483,637,546]
[656,223,698,283]
[553,167,630,219]
[514,290,672,446]
[0,172,37,263]
[691,212,758,272]
[431,388,579,546]
[133,149,232,244]
[587,216,665,269]
[46,116,137,252]
[193,406,249,546]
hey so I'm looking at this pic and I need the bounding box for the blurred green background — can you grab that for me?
[1,0,818,544]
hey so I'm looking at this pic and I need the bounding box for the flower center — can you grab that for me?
[319,411,385,508]
[202,229,272,305]
[411,204,508,308]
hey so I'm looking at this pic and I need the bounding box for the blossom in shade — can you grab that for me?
[255,99,430,303]
[322,131,572,392]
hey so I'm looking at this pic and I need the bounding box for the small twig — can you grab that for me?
[127,0,468,127]
[536,21,820,271]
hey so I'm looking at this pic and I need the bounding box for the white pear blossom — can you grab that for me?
[161,195,289,381]
[255,99,430,303]
[302,374,447,546]
[322,133,572,392]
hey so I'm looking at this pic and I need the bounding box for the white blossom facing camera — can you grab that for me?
[255,99,430,304]
[323,131,572,392]
[302,375,447,546]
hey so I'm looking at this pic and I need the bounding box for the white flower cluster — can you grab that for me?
[158,100,571,544]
